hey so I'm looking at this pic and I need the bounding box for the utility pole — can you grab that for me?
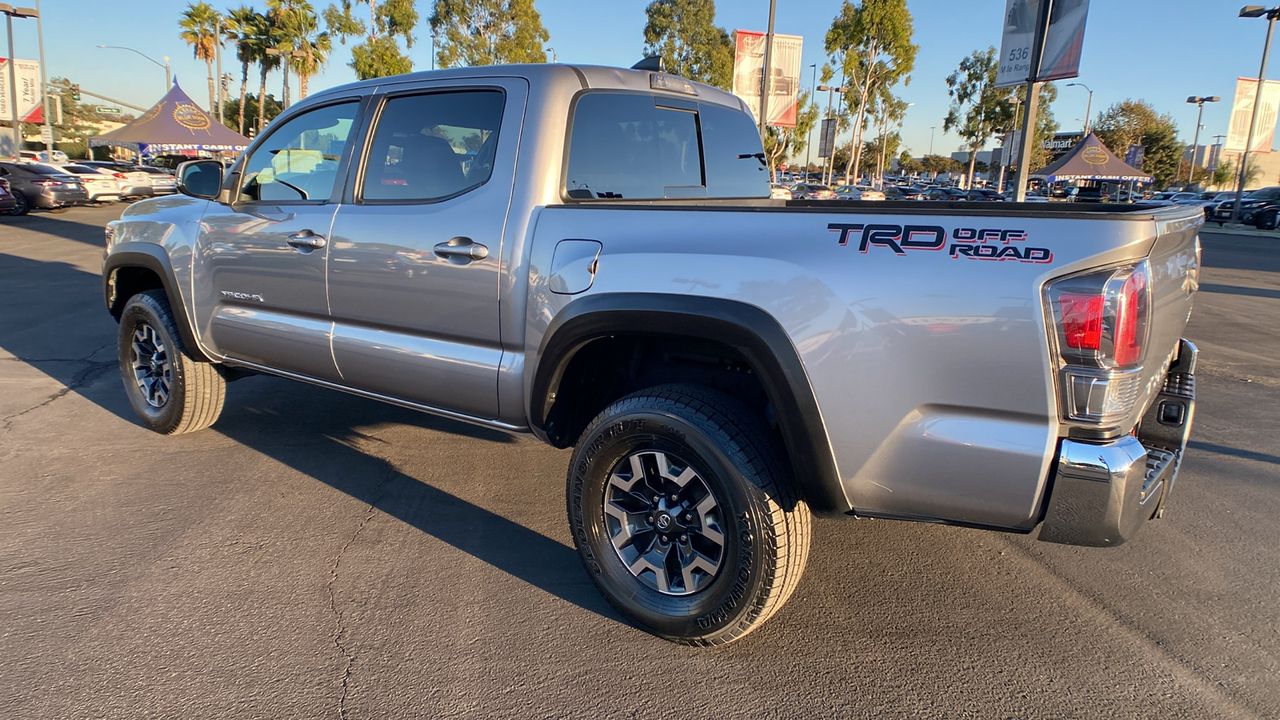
[757,0,777,139]
[1232,7,1278,224]
[804,63,816,175]
[215,13,224,124]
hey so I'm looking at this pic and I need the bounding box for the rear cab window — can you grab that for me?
[565,92,769,201]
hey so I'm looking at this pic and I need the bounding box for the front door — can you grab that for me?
[193,99,361,382]
[326,80,526,419]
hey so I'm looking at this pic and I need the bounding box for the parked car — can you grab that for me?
[78,162,157,200]
[769,183,792,200]
[924,187,969,201]
[966,188,1006,201]
[790,182,836,200]
[0,161,88,214]
[852,186,886,201]
[832,185,862,200]
[880,186,909,200]
[134,166,180,195]
[58,164,124,203]
[1210,186,1280,225]
[0,178,16,213]
[105,61,1202,647]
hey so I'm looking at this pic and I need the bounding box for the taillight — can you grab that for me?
[1045,261,1151,426]
[113,172,127,179]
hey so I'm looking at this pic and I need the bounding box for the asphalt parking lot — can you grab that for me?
[2,204,1277,719]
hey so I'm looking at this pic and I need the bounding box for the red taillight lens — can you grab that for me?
[113,172,127,179]
[1058,293,1104,351]
[1114,265,1148,366]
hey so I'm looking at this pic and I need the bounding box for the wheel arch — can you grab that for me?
[104,243,211,363]
[530,293,850,516]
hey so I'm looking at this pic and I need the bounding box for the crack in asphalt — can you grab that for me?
[327,460,398,720]
[0,344,115,433]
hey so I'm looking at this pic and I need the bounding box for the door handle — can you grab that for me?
[433,236,489,263]
[286,229,326,249]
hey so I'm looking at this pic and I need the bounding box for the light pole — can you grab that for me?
[1233,5,1280,224]
[0,4,36,161]
[803,63,816,176]
[98,45,170,95]
[264,47,306,109]
[1065,81,1093,134]
[1182,95,1220,184]
[929,126,936,155]
[545,47,555,63]
[817,84,848,187]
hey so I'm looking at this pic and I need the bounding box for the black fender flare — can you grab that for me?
[103,242,211,363]
[530,293,850,516]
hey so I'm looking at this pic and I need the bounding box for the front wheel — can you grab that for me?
[7,191,29,215]
[117,290,226,434]
[567,385,811,646]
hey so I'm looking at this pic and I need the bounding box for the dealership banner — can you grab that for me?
[0,57,44,124]
[733,31,803,128]
[1225,77,1280,153]
[995,0,1090,88]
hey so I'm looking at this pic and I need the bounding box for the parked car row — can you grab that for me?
[0,160,176,216]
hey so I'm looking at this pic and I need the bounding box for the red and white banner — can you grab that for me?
[0,57,44,124]
[1225,76,1280,153]
[733,30,803,128]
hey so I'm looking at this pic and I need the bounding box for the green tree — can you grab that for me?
[824,0,918,184]
[430,0,550,68]
[1002,82,1058,173]
[1211,157,1260,190]
[921,153,958,176]
[763,90,819,181]
[642,0,733,90]
[943,47,1012,189]
[179,2,221,113]
[897,149,922,176]
[325,0,417,80]
[252,12,285,132]
[1092,100,1181,188]
[223,92,282,136]
[272,1,331,101]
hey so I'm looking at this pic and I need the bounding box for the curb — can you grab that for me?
[1200,224,1280,239]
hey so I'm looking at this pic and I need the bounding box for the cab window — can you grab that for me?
[359,90,505,203]
[238,101,357,202]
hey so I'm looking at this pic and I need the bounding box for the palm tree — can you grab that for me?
[282,2,331,100]
[224,5,261,134]
[254,11,284,134]
[179,1,221,113]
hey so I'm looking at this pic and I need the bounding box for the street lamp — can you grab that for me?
[1182,95,1220,184]
[545,47,556,63]
[98,45,170,94]
[1065,81,1093,134]
[1233,6,1280,224]
[265,47,307,109]
[1,4,36,161]
[929,126,936,155]
[817,84,848,186]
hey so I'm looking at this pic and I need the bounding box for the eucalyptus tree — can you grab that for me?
[943,47,1013,188]
[430,0,550,68]
[179,2,222,112]
[324,0,417,80]
[824,0,917,183]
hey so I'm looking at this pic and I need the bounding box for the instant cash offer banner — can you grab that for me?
[733,30,803,128]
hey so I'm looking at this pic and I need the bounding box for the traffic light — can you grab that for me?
[71,84,80,101]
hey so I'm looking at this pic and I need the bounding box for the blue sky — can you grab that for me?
[9,0,1271,156]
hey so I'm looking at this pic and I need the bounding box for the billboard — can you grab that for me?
[1225,77,1280,153]
[733,31,803,128]
[0,57,43,124]
[995,0,1090,88]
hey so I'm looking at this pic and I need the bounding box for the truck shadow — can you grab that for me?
[213,379,619,622]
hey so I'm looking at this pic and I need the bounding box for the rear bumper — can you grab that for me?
[1038,339,1197,547]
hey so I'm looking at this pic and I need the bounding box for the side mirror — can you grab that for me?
[176,159,224,200]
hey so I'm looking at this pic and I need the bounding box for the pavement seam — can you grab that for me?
[327,460,397,720]
[0,343,115,433]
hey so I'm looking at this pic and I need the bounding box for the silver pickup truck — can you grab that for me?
[102,63,1202,646]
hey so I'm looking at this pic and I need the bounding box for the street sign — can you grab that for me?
[39,126,52,143]
[96,106,121,114]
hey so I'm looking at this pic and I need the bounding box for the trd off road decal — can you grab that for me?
[829,223,1052,263]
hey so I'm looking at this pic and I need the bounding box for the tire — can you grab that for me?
[117,290,226,435]
[7,191,29,216]
[1258,208,1278,230]
[567,384,811,646]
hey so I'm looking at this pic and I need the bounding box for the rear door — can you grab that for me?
[193,98,362,382]
[325,78,526,419]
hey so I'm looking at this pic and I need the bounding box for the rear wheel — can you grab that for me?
[567,384,811,646]
[7,191,29,215]
[117,290,226,434]
[1257,208,1279,230]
